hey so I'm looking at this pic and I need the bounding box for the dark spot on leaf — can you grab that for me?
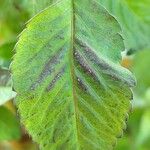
[76,77,87,91]
[30,47,66,90]
[46,65,66,92]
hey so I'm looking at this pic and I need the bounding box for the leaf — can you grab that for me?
[0,41,14,60]
[115,108,146,150]
[99,0,150,51]
[0,87,16,105]
[145,88,150,105]
[0,0,30,42]
[136,110,150,148]
[0,106,21,141]
[12,0,135,149]
[131,49,150,97]
[0,41,15,68]
[0,0,29,71]
[19,0,55,16]
[0,68,10,86]
[0,68,16,105]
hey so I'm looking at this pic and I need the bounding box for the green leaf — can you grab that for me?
[99,0,150,51]
[0,87,16,105]
[145,88,150,105]
[115,108,148,150]
[131,49,150,97]
[0,68,16,105]
[19,0,55,16]
[0,42,14,60]
[0,0,30,42]
[12,0,135,149]
[0,68,10,86]
[136,110,150,148]
[0,41,15,68]
[0,106,21,141]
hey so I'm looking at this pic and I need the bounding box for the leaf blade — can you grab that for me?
[12,0,135,149]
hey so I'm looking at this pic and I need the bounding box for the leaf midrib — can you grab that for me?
[70,0,79,149]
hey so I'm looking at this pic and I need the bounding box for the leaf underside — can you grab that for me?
[12,0,135,150]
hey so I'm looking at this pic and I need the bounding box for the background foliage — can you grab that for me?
[0,0,150,150]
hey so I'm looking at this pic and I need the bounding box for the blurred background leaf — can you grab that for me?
[0,106,21,141]
[136,110,150,148]
[0,41,15,68]
[132,49,150,98]
[0,0,30,69]
[17,0,54,16]
[0,68,16,105]
[99,0,150,52]
[0,87,16,106]
[0,0,30,41]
